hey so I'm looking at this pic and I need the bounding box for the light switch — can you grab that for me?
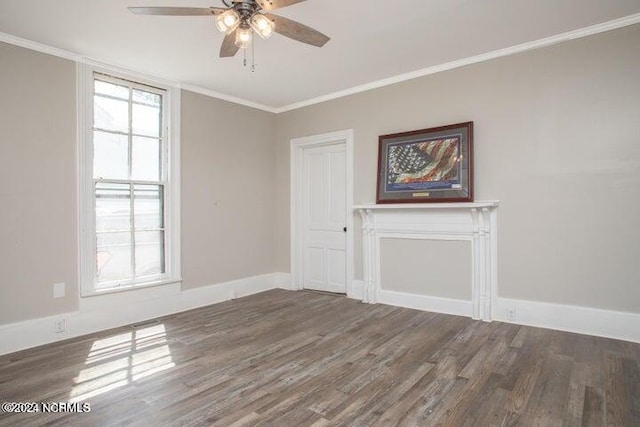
[53,282,65,299]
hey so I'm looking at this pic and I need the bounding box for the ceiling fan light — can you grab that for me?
[215,9,240,34]
[250,14,274,39]
[235,26,253,49]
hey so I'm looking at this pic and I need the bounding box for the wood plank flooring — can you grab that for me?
[0,289,639,426]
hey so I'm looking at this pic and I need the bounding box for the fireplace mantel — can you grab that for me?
[353,201,499,210]
[354,201,499,321]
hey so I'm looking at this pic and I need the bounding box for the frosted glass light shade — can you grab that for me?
[235,26,253,48]
[215,9,240,34]
[250,14,274,39]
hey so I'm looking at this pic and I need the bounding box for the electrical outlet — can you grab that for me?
[54,318,66,334]
[53,282,65,299]
[507,308,516,321]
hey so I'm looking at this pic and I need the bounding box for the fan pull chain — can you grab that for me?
[251,39,256,73]
[243,47,247,67]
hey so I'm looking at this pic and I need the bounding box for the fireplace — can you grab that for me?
[354,202,498,321]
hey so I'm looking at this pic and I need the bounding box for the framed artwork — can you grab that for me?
[376,121,473,203]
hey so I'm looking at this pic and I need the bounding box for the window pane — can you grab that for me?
[135,231,165,277]
[94,95,128,133]
[89,74,170,292]
[96,183,131,232]
[96,232,132,284]
[133,89,161,107]
[93,131,128,179]
[95,79,129,100]
[134,185,163,229]
[132,103,161,137]
[132,136,160,181]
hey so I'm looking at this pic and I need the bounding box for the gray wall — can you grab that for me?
[0,42,277,324]
[275,24,640,313]
[181,91,276,289]
[2,23,639,326]
[0,42,78,323]
[380,239,472,300]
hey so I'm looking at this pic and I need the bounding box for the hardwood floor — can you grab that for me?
[0,289,639,426]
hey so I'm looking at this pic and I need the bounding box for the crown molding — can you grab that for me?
[273,12,640,113]
[0,31,80,61]
[0,31,277,113]
[2,12,640,114]
[180,83,277,113]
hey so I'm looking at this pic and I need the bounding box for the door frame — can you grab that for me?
[290,129,354,296]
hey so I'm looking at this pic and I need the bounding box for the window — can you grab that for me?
[79,65,180,295]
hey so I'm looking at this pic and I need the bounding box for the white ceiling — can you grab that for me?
[1,0,640,110]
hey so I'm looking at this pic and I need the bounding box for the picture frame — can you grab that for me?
[376,121,473,203]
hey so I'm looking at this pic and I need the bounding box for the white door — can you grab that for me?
[302,142,346,293]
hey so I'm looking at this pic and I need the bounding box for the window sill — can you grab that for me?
[81,277,182,298]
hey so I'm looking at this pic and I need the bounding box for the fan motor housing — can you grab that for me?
[224,0,258,15]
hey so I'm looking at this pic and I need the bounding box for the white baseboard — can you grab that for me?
[374,291,640,343]
[3,275,638,355]
[350,280,365,300]
[0,273,286,356]
[377,289,472,318]
[494,297,640,344]
[274,272,293,290]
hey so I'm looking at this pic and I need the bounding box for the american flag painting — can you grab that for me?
[386,136,461,191]
[377,122,473,203]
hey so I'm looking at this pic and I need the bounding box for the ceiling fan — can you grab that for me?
[129,0,330,58]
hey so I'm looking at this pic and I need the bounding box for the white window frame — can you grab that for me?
[77,62,181,297]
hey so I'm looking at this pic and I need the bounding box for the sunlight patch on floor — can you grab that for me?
[69,323,175,402]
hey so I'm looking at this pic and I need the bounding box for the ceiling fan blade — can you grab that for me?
[220,30,240,58]
[256,0,307,11]
[210,7,227,15]
[266,14,330,47]
[128,7,218,16]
